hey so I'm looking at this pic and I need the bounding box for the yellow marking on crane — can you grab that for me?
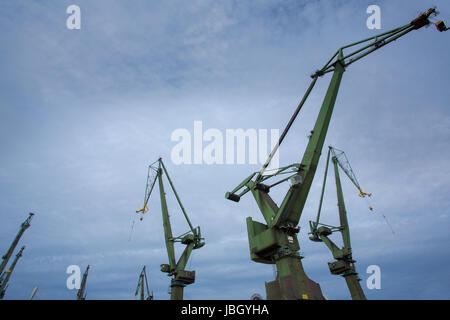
[136,204,148,214]
[358,188,372,198]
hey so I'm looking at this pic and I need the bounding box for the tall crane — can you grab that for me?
[76,265,90,300]
[0,213,33,276]
[225,8,447,300]
[309,147,370,300]
[135,266,153,300]
[136,158,205,300]
[0,246,25,299]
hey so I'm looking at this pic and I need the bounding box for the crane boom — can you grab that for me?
[136,161,159,216]
[0,213,33,276]
[330,147,371,198]
[0,246,26,299]
[225,8,446,300]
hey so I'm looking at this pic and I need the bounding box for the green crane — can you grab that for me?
[0,246,26,299]
[136,158,205,300]
[0,213,33,276]
[135,266,153,300]
[76,265,90,300]
[309,147,371,300]
[225,8,446,300]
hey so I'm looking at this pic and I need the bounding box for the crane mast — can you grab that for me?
[0,213,33,276]
[309,147,368,300]
[225,8,446,300]
[136,158,205,300]
[0,246,26,299]
[76,265,90,300]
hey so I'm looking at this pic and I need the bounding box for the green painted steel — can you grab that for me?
[0,213,33,276]
[158,166,177,270]
[275,57,345,228]
[309,147,366,300]
[77,265,90,300]
[0,246,25,299]
[135,266,153,300]
[226,8,442,300]
[137,158,204,300]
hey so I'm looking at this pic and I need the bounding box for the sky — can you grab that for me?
[0,0,449,300]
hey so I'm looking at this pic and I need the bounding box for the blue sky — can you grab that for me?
[0,0,449,300]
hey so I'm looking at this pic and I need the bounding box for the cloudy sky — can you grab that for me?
[0,0,449,300]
